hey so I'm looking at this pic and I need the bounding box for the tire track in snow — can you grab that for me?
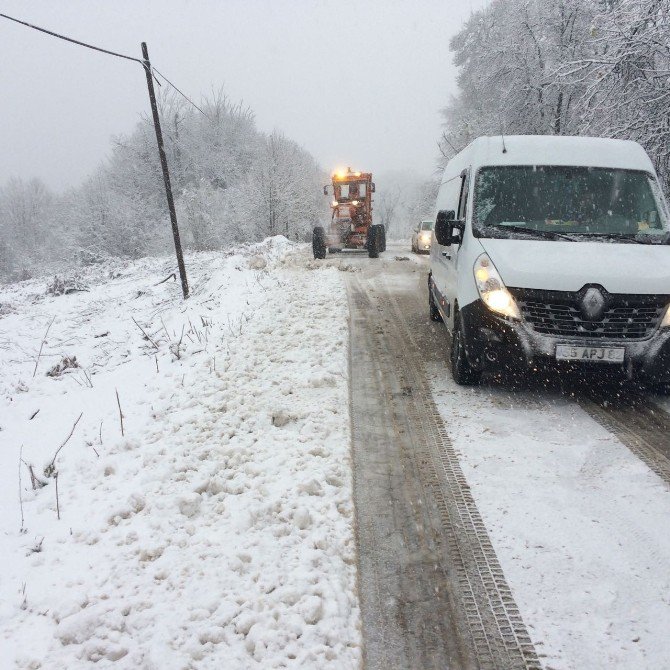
[347,277,474,670]
[378,279,542,670]
[348,265,541,670]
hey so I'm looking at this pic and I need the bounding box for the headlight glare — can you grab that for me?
[474,254,521,320]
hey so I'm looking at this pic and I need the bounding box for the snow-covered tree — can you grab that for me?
[441,0,670,188]
[441,0,595,159]
[0,177,59,279]
[238,130,326,242]
[569,0,670,184]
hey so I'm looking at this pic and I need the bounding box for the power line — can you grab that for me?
[151,67,212,120]
[0,12,211,122]
[0,12,142,64]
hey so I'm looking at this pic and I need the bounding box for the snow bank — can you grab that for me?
[0,237,360,668]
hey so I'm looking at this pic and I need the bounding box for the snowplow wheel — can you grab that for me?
[379,226,386,253]
[367,225,380,258]
[312,227,327,260]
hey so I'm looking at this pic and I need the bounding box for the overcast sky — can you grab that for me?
[1,0,483,191]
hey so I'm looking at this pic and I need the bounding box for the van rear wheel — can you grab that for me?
[450,314,481,385]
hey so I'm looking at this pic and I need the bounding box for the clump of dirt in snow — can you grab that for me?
[248,255,267,270]
[178,492,202,518]
[14,379,29,393]
[46,355,80,378]
[0,302,16,316]
[303,257,361,272]
[46,275,89,296]
[304,258,340,270]
[78,249,108,266]
[272,410,297,427]
[337,263,361,273]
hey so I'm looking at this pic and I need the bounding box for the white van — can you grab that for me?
[428,135,670,385]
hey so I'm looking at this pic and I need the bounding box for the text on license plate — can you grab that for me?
[555,345,625,363]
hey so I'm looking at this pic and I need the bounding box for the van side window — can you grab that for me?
[457,170,470,220]
[436,175,464,219]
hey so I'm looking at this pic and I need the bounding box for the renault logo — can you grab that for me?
[580,287,606,321]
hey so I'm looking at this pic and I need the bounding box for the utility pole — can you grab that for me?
[141,42,189,299]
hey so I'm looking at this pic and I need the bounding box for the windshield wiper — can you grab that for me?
[567,232,649,244]
[485,223,576,241]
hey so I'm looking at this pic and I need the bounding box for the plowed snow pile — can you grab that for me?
[0,238,360,669]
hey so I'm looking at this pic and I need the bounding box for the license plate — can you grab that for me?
[555,345,625,363]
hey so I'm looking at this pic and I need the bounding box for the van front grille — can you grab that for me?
[509,289,668,340]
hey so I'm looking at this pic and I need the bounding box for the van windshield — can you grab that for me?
[473,166,670,243]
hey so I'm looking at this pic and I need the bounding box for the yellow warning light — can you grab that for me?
[354,172,361,177]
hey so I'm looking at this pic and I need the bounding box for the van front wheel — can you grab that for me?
[450,314,482,386]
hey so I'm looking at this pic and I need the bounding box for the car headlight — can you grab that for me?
[662,305,670,328]
[473,253,521,320]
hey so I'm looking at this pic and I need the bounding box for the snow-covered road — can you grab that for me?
[0,239,360,668]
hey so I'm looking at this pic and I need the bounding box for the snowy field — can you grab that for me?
[0,238,360,669]
[428,368,670,670]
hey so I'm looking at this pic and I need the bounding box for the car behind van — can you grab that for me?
[412,220,434,253]
[428,135,670,386]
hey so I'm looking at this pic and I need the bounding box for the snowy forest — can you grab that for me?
[0,90,326,281]
[441,0,670,184]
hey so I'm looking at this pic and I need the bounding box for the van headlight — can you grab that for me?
[473,254,521,320]
[661,305,670,328]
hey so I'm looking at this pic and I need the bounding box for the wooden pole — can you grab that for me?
[141,41,189,299]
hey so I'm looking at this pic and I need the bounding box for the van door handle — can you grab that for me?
[442,251,452,260]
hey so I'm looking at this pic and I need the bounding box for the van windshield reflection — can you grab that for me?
[473,166,670,243]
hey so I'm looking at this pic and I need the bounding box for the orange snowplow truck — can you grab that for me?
[312,168,386,259]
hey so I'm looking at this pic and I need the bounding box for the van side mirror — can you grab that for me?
[371,183,376,193]
[323,185,330,196]
[435,210,460,246]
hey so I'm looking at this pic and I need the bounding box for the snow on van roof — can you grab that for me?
[463,135,654,173]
